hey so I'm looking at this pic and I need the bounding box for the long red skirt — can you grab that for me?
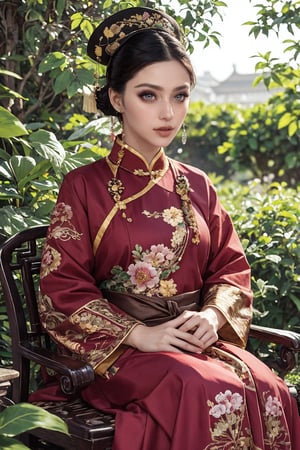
[80,342,300,450]
[30,341,300,449]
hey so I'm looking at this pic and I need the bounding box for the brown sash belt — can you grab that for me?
[102,289,201,326]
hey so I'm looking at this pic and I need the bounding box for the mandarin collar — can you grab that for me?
[107,136,168,176]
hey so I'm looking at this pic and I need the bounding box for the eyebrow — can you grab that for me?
[134,83,190,91]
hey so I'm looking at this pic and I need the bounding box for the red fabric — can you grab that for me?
[35,140,300,449]
[38,141,252,368]
[79,343,300,449]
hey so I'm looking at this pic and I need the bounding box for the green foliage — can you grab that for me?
[245,0,300,88]
[0,0,226,128]
[168,97,299,186]
[217,89,300,185]
[0,117,110,237]
[167,101,238,177]
[217,179,300,331]
[0,403,68,449]
[0,0,299,377]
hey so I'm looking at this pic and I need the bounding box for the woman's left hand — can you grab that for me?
[177,307,226,351]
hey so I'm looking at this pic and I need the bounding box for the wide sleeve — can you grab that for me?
[38,171,140,377]
[200,180,253,348]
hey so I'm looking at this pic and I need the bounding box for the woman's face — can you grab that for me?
[109,59,191,163]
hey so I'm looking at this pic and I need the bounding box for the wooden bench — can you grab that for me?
[0,225,299,449]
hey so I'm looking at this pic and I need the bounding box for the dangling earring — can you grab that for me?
[181,123,187,145]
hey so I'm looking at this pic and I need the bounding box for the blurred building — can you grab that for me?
[192,66,280,105]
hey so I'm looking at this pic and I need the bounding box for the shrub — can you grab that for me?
[217,178,300,332]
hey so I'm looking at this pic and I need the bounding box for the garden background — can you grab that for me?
[0,0,299,372]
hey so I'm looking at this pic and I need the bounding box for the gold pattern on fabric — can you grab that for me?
[115,137,164,170]
[100,207,190,296]
[133,168,165,180]
[107,178,125,204]
[261,391,290,448]
[93,165,169,255]
[175,174,200,244]
[40,244,62,279]
[203,284,252,348]
[38,294,67,330]
[206,345,256,391]
[38,293,139,370]
[205,389,254,449]
[47,202,83,242]
[205,345,289,449]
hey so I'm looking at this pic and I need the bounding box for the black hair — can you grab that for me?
[95,31,195,117]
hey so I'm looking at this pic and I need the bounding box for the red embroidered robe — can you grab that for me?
[37,138,300,449]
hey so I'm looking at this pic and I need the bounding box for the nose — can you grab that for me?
[159,100,174,120]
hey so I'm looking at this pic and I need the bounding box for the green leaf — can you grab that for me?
[0,69,22,80]
[0,403,69,437]
[288,121,297,137]
[29,130,66,167]
[56,0,66,19]
[76,68,95,87]
[278,112,292,129]
[0,161,14,180]
[81,19,94,39]
[265,254,281,263]
[38,52,66,73]
[53,70,74,95]
[66,80,81,98]
[71,12,83,30]
[10,156,36,183]
[0,107,28,138]
[0,435,30,449]
[0,185,21,200]
[0,84,28,101]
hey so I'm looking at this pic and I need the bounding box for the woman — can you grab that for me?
[38,7,300,449]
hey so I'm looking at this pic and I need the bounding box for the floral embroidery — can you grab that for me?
[38,294,137,368]
[159,279,177,296]
[100,206,191,296]
[127,260,159,291]
[205,389,254,449]
[206,346,256,391]
[133,168,164,180]
[96,11,178,60]
[262,393,290,448]
[40,244,61,279]
[48,202,82,241]
[162,206,183,226]
[38,294,67,330]
[108,178,124,203]
[175,175,200,244]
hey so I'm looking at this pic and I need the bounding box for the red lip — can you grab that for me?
[154,127,174,137]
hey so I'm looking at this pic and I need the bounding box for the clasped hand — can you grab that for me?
[125,308,224,354]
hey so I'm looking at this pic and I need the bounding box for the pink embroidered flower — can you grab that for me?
[209,403,226,418]
[143,244,174,267]
[127,261,159,292]
[209,390,243,418]
[40,245,61,278]
[52,202,73,223]
[265,395,282,417]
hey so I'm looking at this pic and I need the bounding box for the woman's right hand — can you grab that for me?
[123,314,204,354]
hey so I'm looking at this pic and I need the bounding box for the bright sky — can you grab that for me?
[187,0,290,80]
